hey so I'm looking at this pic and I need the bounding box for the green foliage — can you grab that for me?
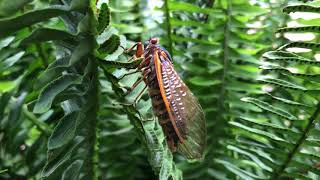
[1,0,320,179]
[0,0,100,179]
[228,1,320,179]
[97,3,110,34]
[157,0,285,179]
[98,34,120,54]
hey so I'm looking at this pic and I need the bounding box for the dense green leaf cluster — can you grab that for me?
[0,0,103,179]
[157,0,286,179]
[0,0,180,179]
[231,2,320,178]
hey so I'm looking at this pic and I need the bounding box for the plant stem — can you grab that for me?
[163,0,173,56]
[83,4,99,179]
[272,102,320,178]
[218,0,231,117]
[83,56,99,180]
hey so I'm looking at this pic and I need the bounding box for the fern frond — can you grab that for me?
[229,2,320,179]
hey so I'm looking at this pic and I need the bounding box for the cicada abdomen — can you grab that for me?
[132,38,206,160]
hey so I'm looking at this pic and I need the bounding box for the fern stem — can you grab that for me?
[163,0,173,56]
[83,5,99,179]
[272,102,320,178]
[83,56,99,180]
[218,0,231,115]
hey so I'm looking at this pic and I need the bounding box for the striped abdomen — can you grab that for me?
[144,63,180,149]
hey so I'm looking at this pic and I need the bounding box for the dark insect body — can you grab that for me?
[127,38,206,160]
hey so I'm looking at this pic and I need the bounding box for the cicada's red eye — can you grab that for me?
[150,37,158,44]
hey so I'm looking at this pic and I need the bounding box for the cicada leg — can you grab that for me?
[132,85,147,106]
[119,41,147,79]
[122,42,144,58]
[120,41,151,106]
[121,80,147,107]
[123,76,144,95]
[120,54,151,82]
[125,65,152,106]
[118,56,148,80]
[127,56,135,62]
[123,63,151,93]
[118,69,140,80]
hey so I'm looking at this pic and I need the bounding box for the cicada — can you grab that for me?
[125,37,206,160]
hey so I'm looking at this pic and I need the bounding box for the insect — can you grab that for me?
[125,37,206,160]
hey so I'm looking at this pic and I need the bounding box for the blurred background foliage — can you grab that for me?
[1,0,320,179]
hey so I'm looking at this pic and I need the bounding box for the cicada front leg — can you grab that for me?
[121,77,147,108]
[130,66,153,106]
[124,42,144,57]
[118,69,140,80]
[122,42,144,61]
[120,42,149,106]
[132,85,147,107]
[123,63,151,96]
[118,41,146,80]
[123,76,143,94]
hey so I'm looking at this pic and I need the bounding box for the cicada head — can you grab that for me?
[150,37,158,44]
[144,37,159,48]
[144,37,173,64]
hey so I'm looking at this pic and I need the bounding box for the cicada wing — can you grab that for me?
[158,55,206,160]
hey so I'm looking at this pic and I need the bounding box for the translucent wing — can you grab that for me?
[154,51,206,160]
